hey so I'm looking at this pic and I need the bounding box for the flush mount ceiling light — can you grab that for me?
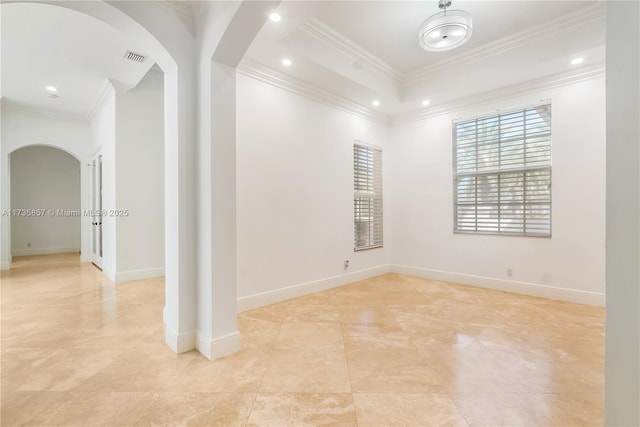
[419,0,473,52]
[571,57,584,65]
[282,58,292,66]
[372,100,381,106]
[45,86,58,92]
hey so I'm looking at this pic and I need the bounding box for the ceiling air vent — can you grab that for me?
[123,50,146,63]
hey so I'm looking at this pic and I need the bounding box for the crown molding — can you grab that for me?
[86,79,115,121]
[405,4,605,84]
[238,58,604,127]
[393,63,605,125]
[237,59,388,124]
[302,18,404,83]
[1,99,88,123]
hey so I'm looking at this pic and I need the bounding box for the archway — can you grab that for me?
[0,0,197,355]
[9,146,81,259]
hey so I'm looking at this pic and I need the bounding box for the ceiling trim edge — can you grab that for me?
[2,99,88,123]
[86,79,115,121]
[302,18,404,83]
[393,63,606,125]
[237,60,388,124]
[405,4,605,84]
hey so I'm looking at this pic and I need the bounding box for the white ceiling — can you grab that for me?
[314,1,598,74]
[0,1,606,120]
[1,2,154,118]
[243,0,606,117]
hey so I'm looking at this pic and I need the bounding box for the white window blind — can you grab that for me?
[453,104,552,237]
[354,143,383,250]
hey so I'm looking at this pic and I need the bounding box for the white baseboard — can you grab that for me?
[115,267,164,282]
[237,264,391,312]
[12,247,79,256]
[0,261,9,270]
[391,264,605,306]
[163,313,240,360]
[103,267,116,282]
[196,331,241,360]
[165,326,196,354]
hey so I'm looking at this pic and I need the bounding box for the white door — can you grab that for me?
[91,153,103,269]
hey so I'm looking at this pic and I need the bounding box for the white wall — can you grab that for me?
[1,105,91,160]
[0,102,5,270]
[0,103,91,267]
[114,69,165,281]
[10,146,81,255]
[604,1,640,423]
[90,85,117,279]
[89,70,165,282]
[388,76,606,305]
[236,74,390,307]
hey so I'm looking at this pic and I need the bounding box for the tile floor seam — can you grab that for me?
[338,322,355,395]
[8,390,67,426]
[449,393,473,427]
[338,321,359,426]
[252,318,283,411]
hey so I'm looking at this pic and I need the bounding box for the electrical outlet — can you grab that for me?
[344,260,350,269]
[506,268,513,277]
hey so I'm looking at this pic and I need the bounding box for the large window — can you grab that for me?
[453,104,552,237]
[354,142,383,250]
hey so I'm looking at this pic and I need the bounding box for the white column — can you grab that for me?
[605,1,640,424]
[195,61,241,360]
[163,66,198,354]
[194,0,280,359]
[0,151,11,270]
[0,100,11,270]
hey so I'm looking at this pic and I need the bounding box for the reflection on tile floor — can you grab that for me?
[1,254,604,426]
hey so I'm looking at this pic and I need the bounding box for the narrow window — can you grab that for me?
[354,143,383,250]
[453,104,552,236]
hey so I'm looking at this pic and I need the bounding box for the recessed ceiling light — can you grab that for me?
[372,100,380,106]
[571,57,584,65]
[282,58,292,66]
[269,12,281,22]
[45,86,58,92]
[422,99,431,106]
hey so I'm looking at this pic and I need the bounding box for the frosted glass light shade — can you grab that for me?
[419,10,473,52]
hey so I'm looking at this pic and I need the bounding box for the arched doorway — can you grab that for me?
[0,0,197,355]
[10,146,81,259]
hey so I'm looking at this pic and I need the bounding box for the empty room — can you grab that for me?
[1,1,638,426]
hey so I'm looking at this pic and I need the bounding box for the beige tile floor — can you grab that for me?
[1,254,604,426]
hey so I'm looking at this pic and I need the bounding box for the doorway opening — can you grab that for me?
[1,0,176,351]
[90,152,103,269]
[10,146,81,259]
